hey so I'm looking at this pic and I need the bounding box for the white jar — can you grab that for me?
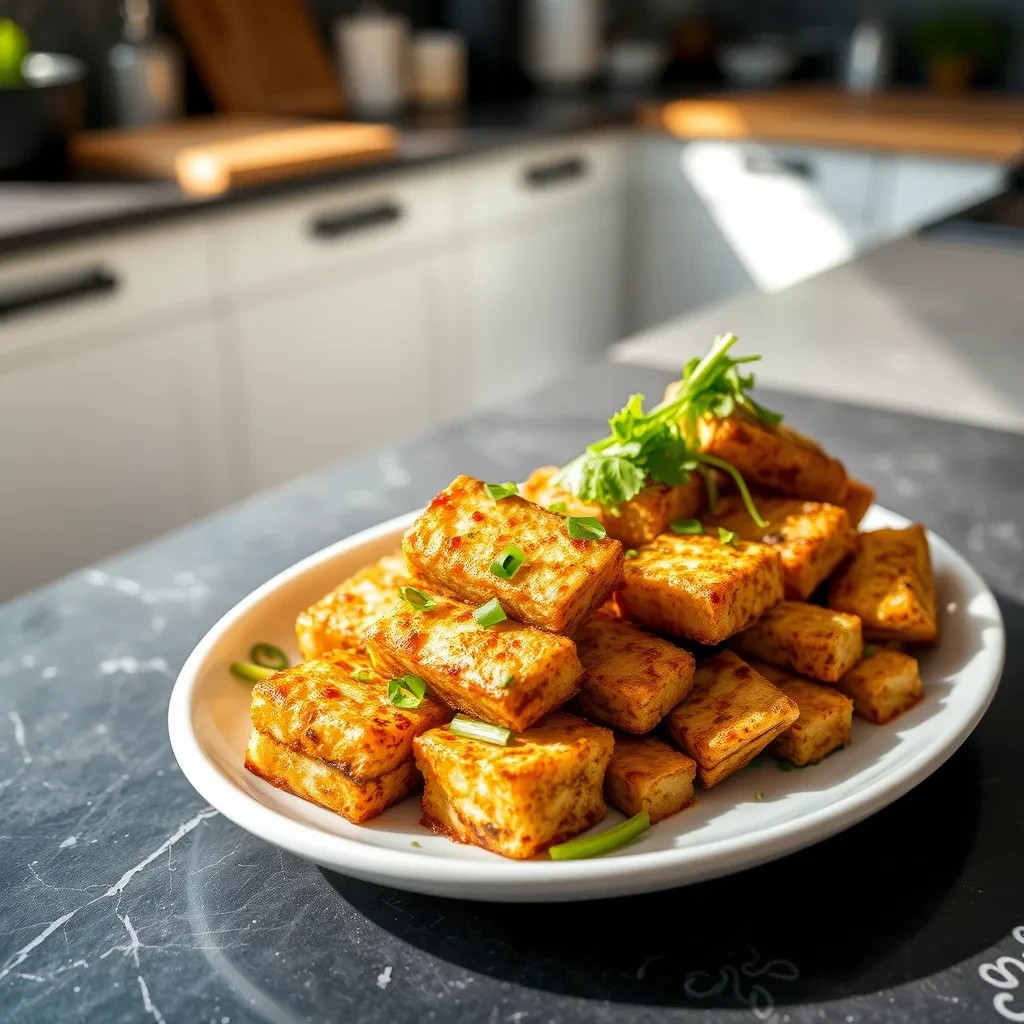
[335,9,410,117]
[522,0,602,90]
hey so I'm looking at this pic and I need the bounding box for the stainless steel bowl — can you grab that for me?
[0,52,87,175]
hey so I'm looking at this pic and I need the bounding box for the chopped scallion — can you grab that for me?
[548,811,651,861]
[450,714,513,746]
[547,501,569,515]
[352,668,374,683]
[717,527,739,546]
[625,548,638,559]
[484,481,518,501]
[670,518,702,535]
[490,544,526,580]
[498,671,515,689]
[399,585,437,612]
[473,598,508,628]
[250,643,289,671]
[230,661,278,683]
[755,790,765,802]
[566,516,607,541]
[388,674,426,708]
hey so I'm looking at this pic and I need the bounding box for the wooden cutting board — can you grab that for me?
[71,116,398,195]
[169,0,343,116]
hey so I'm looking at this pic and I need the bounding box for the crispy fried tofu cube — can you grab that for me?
[296,552,415,660]
[605,735,697,823]
[250,654,450,781]
[828,525,939,643]
[733,600,863,683]
[618,533,784,644]
[365,595,582,731]
[522,466,704,549]
[835,650,923,724]
[414,712,613,859]
[842,478,876,528]
[403,475,623,635]
[693,412,849,504]
[574,618,695,734]
[705,494,856,599]
[667,651,799,787]
[772,677,853,766]
[245,729,418,824]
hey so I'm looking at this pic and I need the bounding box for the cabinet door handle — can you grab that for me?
[310,201,402,240]
[524,155,589,189]
[0,266,118,321]
[743,154,815,180]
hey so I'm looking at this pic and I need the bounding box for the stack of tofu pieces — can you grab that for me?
[244,408,939,860]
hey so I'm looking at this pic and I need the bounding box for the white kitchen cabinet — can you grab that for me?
[624,137,886,333]
[879,155,1006,237]
[222,255,453,493]
[0,314,228,600]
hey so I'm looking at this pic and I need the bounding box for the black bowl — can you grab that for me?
[0,52,87,176]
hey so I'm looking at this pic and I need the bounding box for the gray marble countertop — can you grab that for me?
[613,233,1024,436]
[1,363,1022,1024]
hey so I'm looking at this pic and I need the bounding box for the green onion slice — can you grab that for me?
[352,668,374,683]
[490,544,526,580]
[388,674,426,708]
[473,597,508,628]
[484,481,519,501]
[450,714,513,746]
[548,811,651,861]
[717,527,739,545]
[399,585,437,612]
[547,501,569,515]
[625,548,638,559]
[250,643,289,671]
[498,671,515,689]
[230,661,278,683]
[670,518,703,535]
[755,790,765,802]
[566,516,607,541]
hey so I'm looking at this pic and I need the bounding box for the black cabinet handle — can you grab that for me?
[310,201,402,240]
[743,153,815,180]
[0,266,118,321]
[524,155,589,189]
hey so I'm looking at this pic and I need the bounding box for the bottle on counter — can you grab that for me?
[844,0,891,94]
[106,0,184,126]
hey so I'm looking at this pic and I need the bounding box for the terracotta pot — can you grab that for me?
[928,54,974,94]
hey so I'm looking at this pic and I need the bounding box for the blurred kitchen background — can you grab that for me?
[2,0,1023,601]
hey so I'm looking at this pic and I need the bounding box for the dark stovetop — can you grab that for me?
[1,362,1022,1024]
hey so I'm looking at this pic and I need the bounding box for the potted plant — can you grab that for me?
[911,6,1001,94]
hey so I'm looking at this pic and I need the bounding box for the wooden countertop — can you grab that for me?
[641,86,1024,162]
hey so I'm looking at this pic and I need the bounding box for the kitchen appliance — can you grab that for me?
[0,52,86,175]
[106,0,184,126]
[334,6,409,117]
[522,0,602,91]
[169,0,342,115]
[70,116,397,195]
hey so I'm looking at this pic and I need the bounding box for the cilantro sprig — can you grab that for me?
[554,334,780,526]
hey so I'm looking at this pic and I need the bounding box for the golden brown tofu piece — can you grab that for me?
[733,600,863,683]
[521,466,704,549]
[403,475,623,635]
[835,650,923,724]
[574,618,695,734]
[414,712,613,859]
[842,478,876,529]
[667,651,799,787]
[828,525,938,643]
[244,729,418,824]
[605,735,697,823]
[250,654,450,781]
[704,494,856,599]
[694,412,849,504]
[295,552,416,660]
[618,533,784,645]
[773,677,853,766]
[364,595,582,731]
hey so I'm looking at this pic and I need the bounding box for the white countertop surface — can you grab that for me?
[612,233,1024,434]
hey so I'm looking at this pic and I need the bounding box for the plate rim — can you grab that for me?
[167,506,1006,901]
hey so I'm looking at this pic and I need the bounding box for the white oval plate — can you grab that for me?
[168,505,1004,902]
